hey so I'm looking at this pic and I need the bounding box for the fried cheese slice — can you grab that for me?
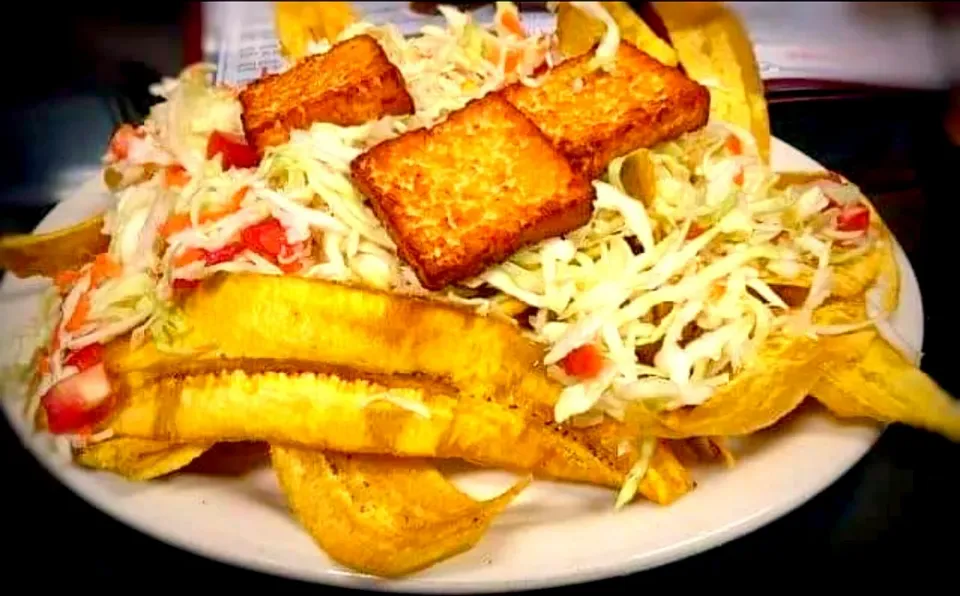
[271,446,529,577]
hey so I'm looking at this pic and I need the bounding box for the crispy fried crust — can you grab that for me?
[239,35,414,153]
[501,41,710,179]
[351,94,595,290]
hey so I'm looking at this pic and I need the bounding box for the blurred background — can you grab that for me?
[2,1,959,588]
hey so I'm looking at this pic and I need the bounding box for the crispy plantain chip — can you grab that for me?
[625,330,875,438]
[275,1,356,61]
[812,336,960,441]
[653,1,770,162]
[74,437,210,481]
[271,447,529,577]
[103,275,695,503]
[106,274,546,398]
[556,2,679,66]
[104,367,690,503]
[0,214,109,278]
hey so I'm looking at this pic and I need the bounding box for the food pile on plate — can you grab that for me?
[1,1,957,578]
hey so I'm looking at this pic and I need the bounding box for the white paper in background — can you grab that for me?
[204,1,949,89]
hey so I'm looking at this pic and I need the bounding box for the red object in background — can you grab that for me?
[183,2,203,66]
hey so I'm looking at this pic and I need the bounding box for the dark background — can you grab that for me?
[2,3,960,591]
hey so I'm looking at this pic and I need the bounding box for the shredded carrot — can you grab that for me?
[160,213,192,238]
[54,270,81,293]
[733,167,744,186]
[173,247,207,268]
[89,254,122,287]
[38,353,51,376]
[66,293,91,332]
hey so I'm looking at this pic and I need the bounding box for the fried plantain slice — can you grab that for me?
[106,274,546,400]
[653,1,770,162]
[0,214,109,278]
[104,367,690,503]
[275,1,357,61]
[74,437,210,481]
[556,2,679,66]
[625,330,875,438]
[271,446,529,577]
[812,336,960,441]
[104,274,695,503]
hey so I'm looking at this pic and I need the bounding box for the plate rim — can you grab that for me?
[1,137,925,593]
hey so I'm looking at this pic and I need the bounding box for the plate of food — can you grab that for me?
[1,1,956,593]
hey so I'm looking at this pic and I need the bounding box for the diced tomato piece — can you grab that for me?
[725,134,743,155]
[65,293,91,332]
[836,204,870,232]
[172,278,201,291]
[207,131,260,170]
[89,253,122,287]
[41,363,113,434]
[241,218,288,258]
[164,165,191,189]
[733,167,744,186]
[204,243,245,266]
[64,343,104,372]
[561,344,605,380]
[173,247,207,268]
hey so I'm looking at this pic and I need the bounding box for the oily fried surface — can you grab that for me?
[0,214,109,278]
[103,274,693,503]
[653,1,770,162]
[271,447,529,577]
[625,331,875,438]
[240,35,414,153]
[75,437,210,481]
[501,41,710,179]
[812,336,960,441]
[351,94,595,290]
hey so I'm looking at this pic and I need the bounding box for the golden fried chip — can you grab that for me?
[766,248,883,300]
[104,366,689,503]
[556,2,679,66]
[625,330,874,438]
[636,441,695,505]
[275,1,357,60]
[813,337,960,441]
[104,275,695,503]
[74,437,209,481]
[615,148,657,204]
[271,447,529,577]
[0,214,109,278]
[653,1,770,162]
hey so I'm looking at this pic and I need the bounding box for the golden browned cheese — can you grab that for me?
[351,94,595,290]
[501,41,710,179]
[239,35,414,154]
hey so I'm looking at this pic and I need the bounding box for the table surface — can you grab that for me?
[3,10,960,590]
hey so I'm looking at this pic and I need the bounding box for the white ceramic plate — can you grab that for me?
[1,138,924,593]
